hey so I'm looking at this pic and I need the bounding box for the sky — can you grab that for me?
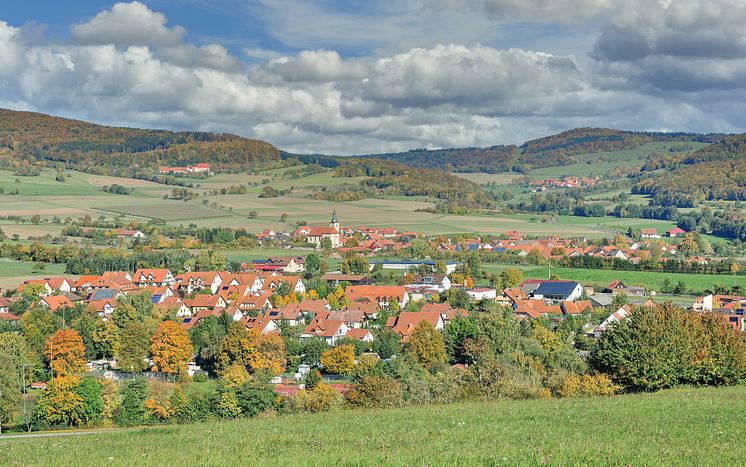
[1,0,746,154]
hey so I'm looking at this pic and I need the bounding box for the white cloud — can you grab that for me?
[159,44,243,72]
[1,1,746,155]
[71,1,185,46]
[591,1,746,92]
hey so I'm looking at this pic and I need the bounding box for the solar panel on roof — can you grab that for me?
[92,289,117,301]
[151,294,162,303]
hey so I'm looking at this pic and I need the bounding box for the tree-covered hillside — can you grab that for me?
[359,128,725,173]
[0,108,280,173]
[634,133,746,207]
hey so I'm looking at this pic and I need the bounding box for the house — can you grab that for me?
[326,308,369,329]
[321,273,369,286]
[589,293,615,308]
[531,281,584,302]
[346,286,410,309]
[667,227,686,238]
[497,287,528,307]
[252,257,305,273]
[183,294,227,313]
[87,298,118,317]
[560,300,593,316]
[153,296,191,317]
[306,211,342,248]
[385,311,444,342]
[116,228,146,239]
[0,311,20,326]
[300,318,349,345]
[38,295,74,312]
[176,271,223,295]
[133,269,175,287]
[603,280,645,296]
[243,316,280,335]
[263,276,306,295]
[224,273,263,293]
[591,305,632,338]
[0,296,9,313]
[345,328,374,342]
[85,288,123,303]
[512,300,563,319]
[466,288,497,301]
[640,228,660,239]
[420,302,468,324]
[410,274,451,293]
[234,291,273,312]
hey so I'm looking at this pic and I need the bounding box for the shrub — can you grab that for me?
[115,378,148,427]
[284,382,344,414]
[548,372,620,398]
[346,376,402,408]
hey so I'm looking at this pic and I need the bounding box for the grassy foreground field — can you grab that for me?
[1,386,744,465]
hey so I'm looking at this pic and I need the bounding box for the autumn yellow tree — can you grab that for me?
[245,330,286,375]
[35,376,85,427]
[150,321,193,377]
[218,324,285,375]
[407,321,446,368]
[45,329,86,377]
[320,344,355,374]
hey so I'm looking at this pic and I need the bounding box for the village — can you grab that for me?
[1,211,743,398]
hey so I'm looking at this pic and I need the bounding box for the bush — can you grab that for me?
[235,379,277,417]
[192,372,208,383]
[284,382,344,414]
[346,376,402,408]
[115,378,148,427]
[548,372,620,398]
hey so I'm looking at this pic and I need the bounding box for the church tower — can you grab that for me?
[330,210,339,231]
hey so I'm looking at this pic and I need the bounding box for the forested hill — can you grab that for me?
[356,128,725,173]
[634,132,746,207]
[360,145,519,173]
[0,108,279,172]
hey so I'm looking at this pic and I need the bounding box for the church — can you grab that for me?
[305,211,342,248]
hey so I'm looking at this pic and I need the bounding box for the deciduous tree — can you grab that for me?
[320,344,354,374]
[45,329,86,377]
[150,321,193,377]
[407,321,446,368]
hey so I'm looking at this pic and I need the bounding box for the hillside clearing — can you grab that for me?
[0,386,744,465]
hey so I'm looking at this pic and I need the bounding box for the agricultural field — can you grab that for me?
[1,386,743,465]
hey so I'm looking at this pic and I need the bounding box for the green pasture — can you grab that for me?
[1,386,744,465]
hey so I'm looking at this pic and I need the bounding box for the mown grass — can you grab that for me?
[0,386,744,465]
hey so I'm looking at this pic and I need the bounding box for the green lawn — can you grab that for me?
[1,386,744,465]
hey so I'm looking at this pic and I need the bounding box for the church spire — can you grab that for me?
[330,210,339,230]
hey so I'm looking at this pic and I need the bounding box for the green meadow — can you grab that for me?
[481,263,741,294]
[1,386,743,466]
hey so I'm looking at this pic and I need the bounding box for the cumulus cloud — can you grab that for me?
[592,0,746,91]
[1,1,745,154]
[159,44,243,72]
[71,1,185,46]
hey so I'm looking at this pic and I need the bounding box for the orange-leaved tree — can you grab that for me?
[150,321,193,376]
[45,329,86,377]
